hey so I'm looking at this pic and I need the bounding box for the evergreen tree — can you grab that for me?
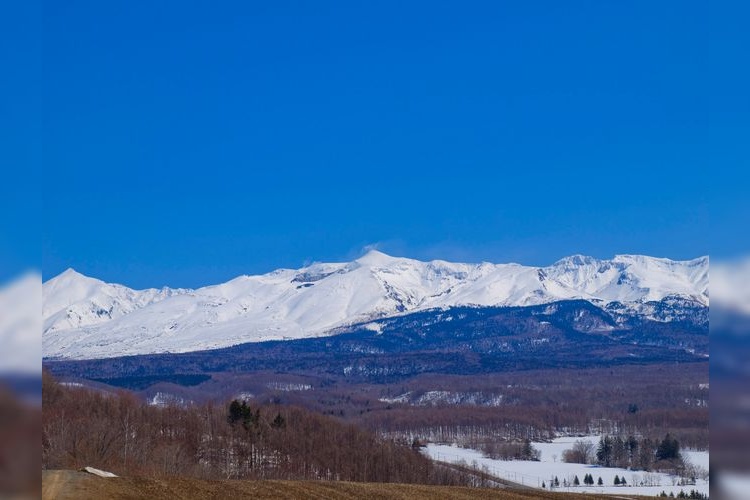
[614,475,621,485]
[627,435,639,466]
[574,475,580,486]
[612,436,627,467]
[271,412,286,429]
[554,476,560,487]
[228,400,244,424]
[242,407,260,431]
[598,476,603,486]
[656,434,681,461]
[597,436,613,467]
[522,439,537,460]
[228,400,261,430]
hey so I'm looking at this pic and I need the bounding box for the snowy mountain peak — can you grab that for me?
[43,269,191,338]
[46,267,100,287]
[57,267,85,278]
[43,253,708,360]
[553,254,600,268]
[356,249,402,266]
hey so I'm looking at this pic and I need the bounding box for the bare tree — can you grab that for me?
[562,439,595,464]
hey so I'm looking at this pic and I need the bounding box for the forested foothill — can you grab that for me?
[42,371,472,484]
[43,361,708,479]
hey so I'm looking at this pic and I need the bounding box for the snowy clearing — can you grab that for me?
[424,437,709,497]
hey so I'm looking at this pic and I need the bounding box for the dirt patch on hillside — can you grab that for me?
[43,470,620,500]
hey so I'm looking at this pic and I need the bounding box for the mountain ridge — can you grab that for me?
[43,251,708,360]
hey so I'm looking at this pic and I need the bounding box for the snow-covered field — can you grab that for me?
[424,436,709,497]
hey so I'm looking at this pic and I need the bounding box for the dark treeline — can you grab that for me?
[41,372,468,485]
[480,440,541,461]
[357,364,708,451]
[365,403,707,452]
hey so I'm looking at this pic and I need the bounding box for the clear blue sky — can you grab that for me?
[8,1,741,288]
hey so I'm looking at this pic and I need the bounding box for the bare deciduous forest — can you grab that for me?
[42,372,471,485]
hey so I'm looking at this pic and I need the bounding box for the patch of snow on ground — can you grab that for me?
[413,391,503,407]
[148,392,191,407]
[362,322,383,333]
[682,450,710,472]
[266,382,312,392]
[532,435,600,463]
[378,391,502,407]
[378,392,412,404]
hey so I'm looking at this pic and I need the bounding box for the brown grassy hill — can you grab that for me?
[43,470,620,500]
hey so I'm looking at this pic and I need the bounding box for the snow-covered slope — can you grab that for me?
[43,251,708,359]
[43,269,188,334]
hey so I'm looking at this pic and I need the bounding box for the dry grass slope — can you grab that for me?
[43,470,619,500]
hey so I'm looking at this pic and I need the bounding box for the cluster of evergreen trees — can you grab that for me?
[658,489,707,499]
[593,434,682,471]
[581,473,600,485]
[548,474,607,488]
[228,400,287,430]
[549,472,702,489]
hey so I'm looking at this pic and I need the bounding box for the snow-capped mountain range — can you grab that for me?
[43,251,708,360]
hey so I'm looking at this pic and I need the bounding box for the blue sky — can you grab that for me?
[14,1,740,287]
